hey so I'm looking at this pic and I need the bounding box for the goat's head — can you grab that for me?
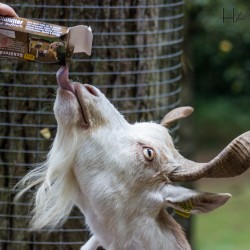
[19,65,250,234]
[54,65,250,217]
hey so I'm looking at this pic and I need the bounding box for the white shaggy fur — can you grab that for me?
[17,68,233,250]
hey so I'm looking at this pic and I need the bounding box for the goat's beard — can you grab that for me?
[16,126,80,230]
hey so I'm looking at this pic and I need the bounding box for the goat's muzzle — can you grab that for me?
[56,65,101,129]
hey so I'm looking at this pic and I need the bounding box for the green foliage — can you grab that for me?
[187,0,250,96]
[193,96,250,149]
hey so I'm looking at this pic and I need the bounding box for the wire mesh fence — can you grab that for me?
[0,0,184,249]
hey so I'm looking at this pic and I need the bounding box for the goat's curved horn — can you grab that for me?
[169,131,250,182]
[161,107,194,128]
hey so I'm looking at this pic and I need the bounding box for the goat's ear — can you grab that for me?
[162,185,231,217]
[161,106,194,128]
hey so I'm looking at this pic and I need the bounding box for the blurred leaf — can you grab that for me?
[40,128,51,139]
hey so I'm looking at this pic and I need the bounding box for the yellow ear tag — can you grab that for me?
[174,200,193,219]
[175,210,191,218]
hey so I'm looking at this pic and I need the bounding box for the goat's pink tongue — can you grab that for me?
[56,66,75,94]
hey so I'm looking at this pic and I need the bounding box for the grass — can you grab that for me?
[191,95,250,249]
[194,175,250,250]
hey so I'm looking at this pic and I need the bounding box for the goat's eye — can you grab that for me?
[143,147,155,161]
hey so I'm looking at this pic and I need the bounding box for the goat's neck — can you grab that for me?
[157,209,191,250]
[76,193,191,250]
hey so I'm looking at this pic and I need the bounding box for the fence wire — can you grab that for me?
[0,1,184,249]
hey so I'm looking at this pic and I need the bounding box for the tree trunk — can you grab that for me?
[0,1,184,249]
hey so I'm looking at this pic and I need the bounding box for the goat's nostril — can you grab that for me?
[84,84,99,97]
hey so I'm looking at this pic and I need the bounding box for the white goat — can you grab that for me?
[17,66,250,250]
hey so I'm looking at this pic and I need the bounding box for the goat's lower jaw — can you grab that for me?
[75,85,91,128]
[78,104,90,129]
